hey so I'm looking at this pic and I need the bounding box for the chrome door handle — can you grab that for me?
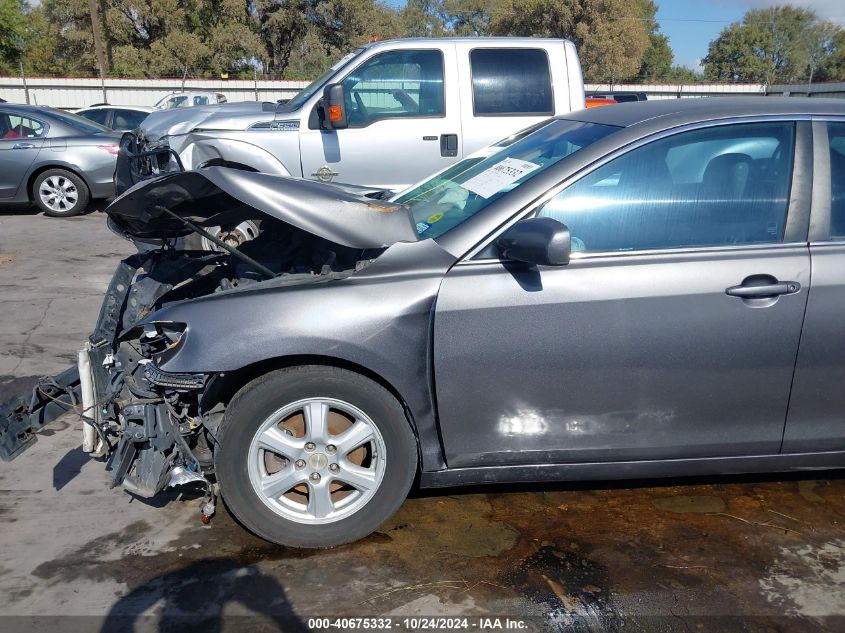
[12,142,35,150]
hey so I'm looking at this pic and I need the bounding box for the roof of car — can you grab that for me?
[566,97,845,128]
[0,103,53,114]
[78,105,154,112]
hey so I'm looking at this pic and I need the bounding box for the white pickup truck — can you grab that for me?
[132,37,585,193]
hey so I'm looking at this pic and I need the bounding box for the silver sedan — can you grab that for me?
[0,104,121,216]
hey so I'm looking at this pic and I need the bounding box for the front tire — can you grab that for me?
[32,169,90,217]
[216,366,417,548]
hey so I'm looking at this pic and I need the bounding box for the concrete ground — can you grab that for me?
[1,207,845,633]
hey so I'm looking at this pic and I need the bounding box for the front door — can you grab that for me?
[299,46,461,190]
[434,120,810,468]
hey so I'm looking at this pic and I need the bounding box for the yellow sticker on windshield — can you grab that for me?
[427,212,444,224]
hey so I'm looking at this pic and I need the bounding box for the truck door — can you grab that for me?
[456,46,561,157]
[299,44,462,191]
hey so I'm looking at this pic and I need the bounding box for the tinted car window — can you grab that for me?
[0,113,46,138]
[79,108,110,126]
[829,123,845,238]
[341,49,444,128]
[44,108,109,134]
[193,96,209,106]
[538,122,795,252]
[113,109,148,130]
[470,49,553,116]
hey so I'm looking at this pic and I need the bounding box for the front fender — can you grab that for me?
[180,137,293,176]
[147,240,456,470]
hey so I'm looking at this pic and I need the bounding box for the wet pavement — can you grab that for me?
[2,208,845,632]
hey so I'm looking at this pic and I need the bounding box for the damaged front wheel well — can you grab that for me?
[207,354,421,446]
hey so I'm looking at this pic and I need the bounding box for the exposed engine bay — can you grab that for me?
[0,166,418,521]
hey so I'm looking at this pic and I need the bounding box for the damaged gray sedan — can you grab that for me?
[3,98,845,548]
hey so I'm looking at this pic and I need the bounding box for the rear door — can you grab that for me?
[299,44,461,190]
[782,119,845,452]
[0,110,46,199]
[434,119,811,468]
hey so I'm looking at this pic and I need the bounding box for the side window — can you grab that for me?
[341,49,444,128]
[193,96,209,106]
[79,108,110,126]
[537,122,795,253]
[113,109,148,130]
[166,96,188,109]
[470,49,553,116]
[828,122,845,238]
[0,113,46,139]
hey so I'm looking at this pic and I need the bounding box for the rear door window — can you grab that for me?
[79,108,110,127]
[0,113,46,139]
[113,109,148,130]
[470,49,553,116]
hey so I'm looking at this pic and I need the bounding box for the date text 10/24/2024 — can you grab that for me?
[308,617,529,630]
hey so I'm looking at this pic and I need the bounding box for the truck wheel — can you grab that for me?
[216,365,417,548]
[33,169,90,217]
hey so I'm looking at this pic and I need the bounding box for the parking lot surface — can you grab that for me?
[1,208,845,632]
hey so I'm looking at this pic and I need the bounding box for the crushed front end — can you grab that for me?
[0,166,417,519]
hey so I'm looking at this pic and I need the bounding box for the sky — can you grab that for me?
[386,1,845,71]
[658,0,845,70]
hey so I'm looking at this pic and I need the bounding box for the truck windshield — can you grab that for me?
[393,120,620,239]
[277,49,365,114]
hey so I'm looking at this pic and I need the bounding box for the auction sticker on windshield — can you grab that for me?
[462,157,541,198]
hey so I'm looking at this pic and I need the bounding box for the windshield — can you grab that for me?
[393,120,620,239]
[277,49,366,113]
[45,108,111,134]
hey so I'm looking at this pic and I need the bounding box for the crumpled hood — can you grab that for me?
[141,102,277,142]
[105,167,419,249]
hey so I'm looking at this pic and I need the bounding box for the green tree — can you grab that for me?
[442,0,492,36]
[635,0,672,81]
[402,0,447,36]
[703,5,843,84]
[639,33,673,80]
[817,30,845,81]
[0,0,29,73]
[663,65,702,83]
[490,0,651,82]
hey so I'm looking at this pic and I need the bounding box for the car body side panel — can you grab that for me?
[782,242,845,451]
[0,138,43,199]
[145,239,456,471]
[434,246,811,468]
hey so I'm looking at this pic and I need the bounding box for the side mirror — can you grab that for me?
[322,84,347,130]
[496,217,571,266]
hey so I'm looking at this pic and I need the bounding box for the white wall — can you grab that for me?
[0,76,310,109]
[2,76,843,110]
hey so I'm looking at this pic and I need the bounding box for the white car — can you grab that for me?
[153,92,228,110]
[75,105,153,131]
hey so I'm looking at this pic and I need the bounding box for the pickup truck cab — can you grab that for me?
[136,37,585,191]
